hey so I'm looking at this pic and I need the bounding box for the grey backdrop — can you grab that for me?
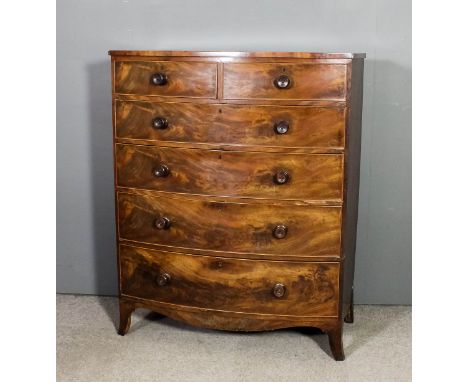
[57,0,411,304]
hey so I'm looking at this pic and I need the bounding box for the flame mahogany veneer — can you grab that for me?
[109,50,365,360]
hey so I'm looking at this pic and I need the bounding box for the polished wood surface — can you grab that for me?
[114,93,350,108]
[119,295,339,332]
[117,191,341,257]
[223,63,347,100]
[115,100,346,149]
[119,245,339,316]
[114,61,217,98]
[111,51,364,361]
[340,58,365,323]
[115,144,343,201]
[109,51,366,59]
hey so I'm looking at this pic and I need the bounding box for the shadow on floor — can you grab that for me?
[96,296,120,329]
[95,296,408,360]
[344,306,409,356]
[98,297,388,358]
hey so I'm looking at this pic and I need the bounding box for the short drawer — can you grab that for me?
[114,61,217,98]
[115,144,343,201]
[120,245,340,317]
[118,192,341,257]
[115,100,345,149]
[223,62,347,100]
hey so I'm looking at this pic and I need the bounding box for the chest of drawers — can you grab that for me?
[109,51,365,360]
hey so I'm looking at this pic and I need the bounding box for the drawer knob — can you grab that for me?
[274,75,291,89]
[274,121,289,135]
[152,117,168,130]
[273,224,288,239]
[272,283,286,298]
[155,217,171,230]
[156,273,171,286]
[273,170,290,185]
[153,164,170,178]
[151,72,168,86]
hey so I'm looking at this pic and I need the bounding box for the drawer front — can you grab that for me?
[115,100,345,149]
[114,61,217,98]
[116,144,343,201]
[223,63,347,100]
[118,192,341,257]
[120,245,340,316]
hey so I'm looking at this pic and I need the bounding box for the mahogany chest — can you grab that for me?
[109,50,365,360]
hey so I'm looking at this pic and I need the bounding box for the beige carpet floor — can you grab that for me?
[57,295,411,382]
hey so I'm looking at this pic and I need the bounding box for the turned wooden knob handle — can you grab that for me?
[155,217,171,230]
[273,170,290,184]
[152,117,168,129]
[274,75,291,89]
[153,164,170,178]
[273,224,288,239]
[151,72,168,86]
[274,121,289,135]
[156,273,171,286]
[272,283,286,298]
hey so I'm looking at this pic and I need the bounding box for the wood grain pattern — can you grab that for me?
[117,191,341,257]
[120,295,340,332]
[119,245,340,316]
[115,100,346,149]
[109,51,366,59]
[114,93,348,107]
[223,63,347,100]
[115,144,343,201]
[110,51,365,361]
[114,61,217,98]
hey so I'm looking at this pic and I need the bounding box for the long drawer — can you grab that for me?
[120,245,340,317]
[117,192,341,257]
[223,62,347,100]
[115,100,346,149]
[115,144,343,201]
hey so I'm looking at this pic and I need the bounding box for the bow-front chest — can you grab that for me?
[109,51,365,360]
